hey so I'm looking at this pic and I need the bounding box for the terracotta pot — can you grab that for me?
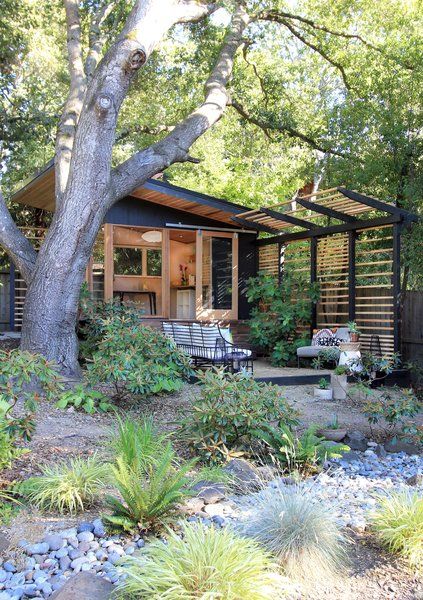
[316,428,347,442]
[313,388,333,401]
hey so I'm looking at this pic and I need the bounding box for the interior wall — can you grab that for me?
[169,240,196,286]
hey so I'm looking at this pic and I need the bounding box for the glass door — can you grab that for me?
[195,230,238,320]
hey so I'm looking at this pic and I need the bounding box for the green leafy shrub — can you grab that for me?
[110,416,169,471]
[362,387,422,443]
[117,522,286,599]
[105,444,195,533]
[56,384,112,413]
[105,417,195,533]
[255,424,349,474]
[0,349,63,442]
[180,369,299,463]
[312,347,339,369]
[239,486,346,582]
[370,490,423,572]
[246,271,320,366]
[18,455,109,514]
[86,313,192,400]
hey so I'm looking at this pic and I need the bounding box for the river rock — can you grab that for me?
[50,572,113,599]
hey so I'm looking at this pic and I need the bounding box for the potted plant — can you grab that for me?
[347,321,361,343]
[317,415,347,442]
[331,365,349,400]
[313,377,333,400]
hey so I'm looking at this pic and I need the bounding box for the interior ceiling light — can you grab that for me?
[141,230,162,243]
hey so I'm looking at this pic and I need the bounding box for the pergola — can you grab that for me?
[232,187,419,356]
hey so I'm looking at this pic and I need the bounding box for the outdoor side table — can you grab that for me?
[223,350,253,374]
[339,342,362,373]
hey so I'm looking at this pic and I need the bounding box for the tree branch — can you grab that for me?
[110,3,250,201]
[0,188,37,283]
[258,10,415,71]
[55,0,86,204]
[85,0,118,80]
[116,123,175,142]
[277,18,351,90]
[229,98,347,158]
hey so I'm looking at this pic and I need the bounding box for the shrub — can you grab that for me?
[180,369,299,463]
[110,415,169,471]
[255,424,349,474]
[239,486,346,582]
[56,384,112,413]
[0,349,63,441]
[370,490,423,572]
[246,271,320,366]
[104,443,195,533]
[18,455,109,514]
[86,313,192,401]
[117,522,286,599]
[362,387,422,444]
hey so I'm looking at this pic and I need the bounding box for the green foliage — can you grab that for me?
[318,378,329,390]
[105,418,196,533]
[109,416,169,472]
[346,321,360,334]
[255,424,349,474]
[370,490,423,572]
[18,455,109,514]
[246,272,320,366]
[56,384,112,414]
[362,387,422,443]
[117,522,286,599]
[85,306,192,400]
[0,349,62,441]
[313,347,340,369]
[180,369,299,463]
[239,486,346,582]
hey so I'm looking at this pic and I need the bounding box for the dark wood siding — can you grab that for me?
[105,197,238,229]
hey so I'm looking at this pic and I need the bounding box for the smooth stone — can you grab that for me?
[59,557,71,572]
[136,539,145,549]
[58,529,77,540]
[107,552,121,565]
[77,532,94,543]
[78,542,91,553]
[25,543,49,556]
[2,565,15,574]
[44,535,65,552]
[0,573,6,584]
[55,548,68,559]
[344,430,368,451]
[70,557,89,572]
[49,573,114,599]
[223,458,261,491]
[68,549,82,561]
[9,573,25,587]
[77,523,94,534]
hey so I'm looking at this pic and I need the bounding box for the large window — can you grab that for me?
[114,247,162,276]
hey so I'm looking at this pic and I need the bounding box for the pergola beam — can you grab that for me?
[296,196,357,223]
[231,216,279,234]
[338,188,419,222]
[256,214,402,246]
[259,207,318,230]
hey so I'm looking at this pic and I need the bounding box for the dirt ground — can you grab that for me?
[0,357,422,599]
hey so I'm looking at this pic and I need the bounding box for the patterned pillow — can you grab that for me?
[312,328,334,346]
[317,336,341,347]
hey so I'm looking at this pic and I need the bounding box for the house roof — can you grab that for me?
[11,161,251,226]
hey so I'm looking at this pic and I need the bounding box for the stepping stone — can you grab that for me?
[50,572,113,599]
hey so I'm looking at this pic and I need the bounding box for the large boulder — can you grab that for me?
[344,430,368,452]
[223,458,261,492]
[50,572,114,600]
[192,481,226,505]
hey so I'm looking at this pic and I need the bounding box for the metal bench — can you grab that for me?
[162,322,254,373]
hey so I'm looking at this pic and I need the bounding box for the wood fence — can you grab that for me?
[402,291,423,366]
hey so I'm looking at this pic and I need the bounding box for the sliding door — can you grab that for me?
[195,230,238,320]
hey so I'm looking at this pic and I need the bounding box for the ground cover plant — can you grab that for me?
[180,369,299,463]
[86,309,192,401]
[239,486,347,583]
[117,521,286,599]
[370,490,423,572]
[255,424,349,474]
[246,271,320,366]
[18,455,109,514]
[105,417,196,533]
[56,383,112,414]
